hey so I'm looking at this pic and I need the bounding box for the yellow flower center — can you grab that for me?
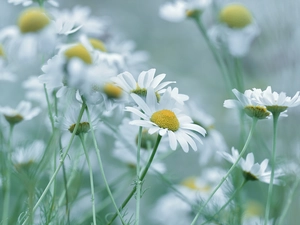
[150,109,179,132]
[64,44,92,64]
[244,105,270,119]
[219,4,252,28]
[131,85,161,102]
[4,114,24,125]
[103,83,123,99]
[181,177,211,192]
[18,8,50,33]
[0,45,5,57]
[68,122,90,135]
[89,38,106,52]
[243,200,264,218]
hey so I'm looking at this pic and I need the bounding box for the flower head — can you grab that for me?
[254,86,300,115]
[0,101,40,125]
[208,3,259,57]
[224,88,270,119]
[111,68,175,101]
[126,88,206,152]
[12,140,45,171]
[218,148,284,184]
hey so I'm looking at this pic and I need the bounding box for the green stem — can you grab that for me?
[234,57,244,92]
[192,16,232,93]
[107,135,162,225]
[79,134,97,225]
[201,179,247,225]
[264,112,280,224]
[44,84,54,131]
[135,126,143,225]
[190,118,257,225]
[277,178,300,225]
[21,101,87,225]
[85,106,126,225]
[2,124,14,225]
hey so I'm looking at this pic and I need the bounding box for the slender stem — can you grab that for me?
[190,118,257,225]
[2,124,14,225]
[79,134,97,225]
[234,57,244,92]
[192,16,232,93]
[135,126,143,225]
[85,106,127,225]
[277,178,300,225]
[107,135,162,225]
[264,112,280,224]
[21,101,87,225]
[201,179,247,225]
[44,84,54,130]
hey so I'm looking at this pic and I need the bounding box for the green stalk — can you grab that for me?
[79,134,97,225]
[277,178,300,225]
[201,179,247,225]
[190,118,257,225]
[107,135,162,225]
[192,16,232,93]
[264,112,280,224]
[44,84,54,130]
[21,101,87,225]
[2,124,14,225]
[135,126,143,225]
[85,106,127,225]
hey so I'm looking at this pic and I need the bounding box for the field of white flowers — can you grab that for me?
[0,0,300,225]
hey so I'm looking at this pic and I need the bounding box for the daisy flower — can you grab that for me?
[218,147,284,184]
[224,88,270,119]
[23,76,48,108]
[112,118,168,174]
[208,3,260,57]
[49,5,107,37]
[12,140,45,171]
[159,0,212,23]
[111,68,175,101]
[0,7,57,69]
[151,167,227,225]
[56,103,100,136]
[126,88,206,152]
[0,101,40,125]
[254,86,300,115]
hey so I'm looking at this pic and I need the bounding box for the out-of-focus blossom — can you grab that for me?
[0,101,40,125]
[208,3,259,57]
[218,147,284,184]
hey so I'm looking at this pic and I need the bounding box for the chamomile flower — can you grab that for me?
[111,68,175,101]
[112,118,167,174]
[56,104,100,136]
[254,86,300,115]
[0,7,57,69]
[218,147,284,184]
[49,5,107,37]
[126,88,206,152]
[208,3,260,57]
[224,88,270,119]
[0,101,40,125]
[159,0,212,23]
[8,0,59,7]
[12,140,45,171]
[151,167,227,225]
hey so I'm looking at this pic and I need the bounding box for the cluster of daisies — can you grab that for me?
[0,0,299,225]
